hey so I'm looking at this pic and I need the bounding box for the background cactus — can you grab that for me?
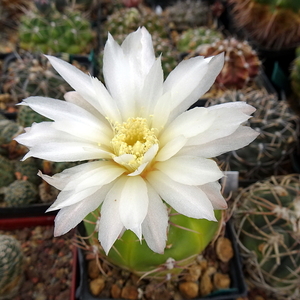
[175,27,224,53]
[187,37,261,90]
[233,174,300,300]
[0,234,24,299]
[18,5,95,54]
[4,179,38,207]
[84,208,222,279]
[229,0,300,50]
[0,155,15,189]
[165,0,212,31]
[207,90,299,180]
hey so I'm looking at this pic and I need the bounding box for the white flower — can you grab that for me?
[15,27,258,254]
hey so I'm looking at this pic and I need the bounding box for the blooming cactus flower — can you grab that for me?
[15,27,258,255]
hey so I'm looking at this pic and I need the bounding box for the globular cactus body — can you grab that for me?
[4,179,38,207]
[176,27,223,53]
[0,155,15,189]
[234,174,300,299]
[84,209,222,279]
[0,235,24,299]
[189,38,261,90]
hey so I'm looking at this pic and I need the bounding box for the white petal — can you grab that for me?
[98,177,126,254]
[16,122,111,162]
[155,156,223,185]
[20,97,106,130]
[142,184,168,254]
[207,101,256,115]
[139,57,164,117]
[164,53,224,120]
[200,182,227,210]
[179,126,259,157]
[45,56,103,112]
[53,183,112,236]
[103,33,136,118]
[147,171,217,221]
[119,176,148,239]
[155,135,187,162]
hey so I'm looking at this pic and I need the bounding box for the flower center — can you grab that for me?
[111,117,158,171]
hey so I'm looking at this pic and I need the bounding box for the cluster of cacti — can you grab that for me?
[18,6,94,54]
[104,7,168,39]
[166,0,212,31]
[84,208,222,279]
[233,174,300,299]
[4,179,38,207]
[229,0,300,50]
[187,37,261,90]
[175,27,224,53]
[0,234,24,299]
[207,90,299,180]
[2,52,72,106]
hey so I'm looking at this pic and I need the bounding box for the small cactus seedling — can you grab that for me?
[229,0,300,50]
[4,179,38,207]
[233,174,300,299]
[187,37,261,90]
[207,90,299,180]
[0,235,24,299]
[175,27,224,53]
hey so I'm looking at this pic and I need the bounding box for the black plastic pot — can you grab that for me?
[76,221,247,300]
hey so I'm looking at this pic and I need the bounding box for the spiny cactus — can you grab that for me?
[207,90,299,180]
[0,119,23,144]
[229,0,300,50]
[18,7,94,54]
[2,52,72,106]
[4,179,38,207]
[0,154,15,189]
[166,0,212,31]
[104,6,168,39]
[175,27,224,53]
[84,208,222,279]
[0,235,24,299]
[233,174,300,300]
[187,37,261,90]
[15,157,41,185]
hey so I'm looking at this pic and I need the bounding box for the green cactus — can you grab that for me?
[0,119,23,144]
[229,0,300,50]
[187,37,261,90]
[207,90,298,180]
[0,235,24,299]
[4,179,38,207]
[84,208,222,279]
[166,0,212,31]
[103,6,168,39]
[233,174,300,299]
[2,52,72,106]
[176,27,224,53]
[18,7,94,54]
[0,155,15,189]
[15,158,42,185]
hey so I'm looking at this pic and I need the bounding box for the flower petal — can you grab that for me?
[98,178,126,254]
[53,183,112,236]
[142,184,168,254]
[163,53,224,120]
[200,181,227,210]
[147,171,217,221]
[155,156,223,186]
[179,126,259,158]
[155,135,187,162]
[119,176,148,239]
